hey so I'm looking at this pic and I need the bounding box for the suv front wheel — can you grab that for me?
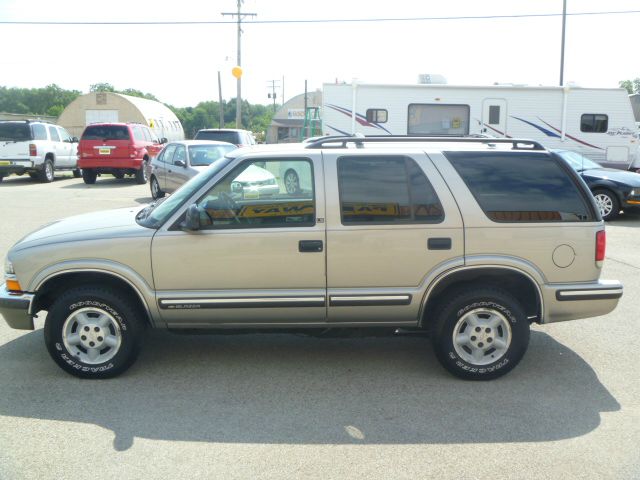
[431,287,530,380]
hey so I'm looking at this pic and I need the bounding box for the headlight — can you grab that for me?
[4,257,14,275]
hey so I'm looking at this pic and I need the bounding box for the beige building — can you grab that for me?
[58,92,184,141]
[266,90,322,144]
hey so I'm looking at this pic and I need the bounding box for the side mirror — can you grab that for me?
[71,137,79,143]
[231,181,243,194]
[181,204,201,231]
[160,137,168,144]
[174,160,187,168]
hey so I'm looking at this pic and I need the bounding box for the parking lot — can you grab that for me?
[0,173,638,479]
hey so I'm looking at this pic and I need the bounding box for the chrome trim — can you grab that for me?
[159,296,326,309]
[556,288,623,301]
[329,295,412,306]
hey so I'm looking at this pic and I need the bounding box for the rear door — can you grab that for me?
[154,144,176,192]
[165,144,190,192]
[81,125,131,161]
[323,150,464,324]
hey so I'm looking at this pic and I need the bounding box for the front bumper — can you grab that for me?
[0,284,35,330]
[542,279,623,324]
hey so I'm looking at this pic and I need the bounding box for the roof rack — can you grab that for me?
[304,135,545,151]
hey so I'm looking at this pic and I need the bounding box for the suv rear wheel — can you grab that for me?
[135,160,148,184]
[82,169,97,184]
[38,158,54,183]
[44,286,144,379]
[431,287,530,380]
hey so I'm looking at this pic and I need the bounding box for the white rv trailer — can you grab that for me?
[322,82,639,169]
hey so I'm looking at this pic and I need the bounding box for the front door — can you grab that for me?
[482,98,508,137]
[151,155,327,327]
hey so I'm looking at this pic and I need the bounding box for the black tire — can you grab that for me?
[593,189,620,221]
[82,169,97,184]
[135,160,148,184]
[72,168,82,178]
[44,286,144,379]
[38,158,55,183]
[284,169,300,194]
[150,175,165,199]
[431,287,530,380]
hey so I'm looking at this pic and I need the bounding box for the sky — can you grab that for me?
[1,0,639,108]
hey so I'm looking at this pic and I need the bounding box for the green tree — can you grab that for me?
[619,78,640,94]
[89,83,116,93]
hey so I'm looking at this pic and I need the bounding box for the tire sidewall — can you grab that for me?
[44,288,142,379]
[433,291,530,380]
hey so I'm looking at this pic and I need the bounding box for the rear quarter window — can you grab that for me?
[445,151,595,222]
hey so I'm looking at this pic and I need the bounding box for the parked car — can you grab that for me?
[148,140,238,199]
[0,120,80,183]
[0,137,623,380]
[193,128,256,147]
[77,123,166,185]
[553,149,640,220]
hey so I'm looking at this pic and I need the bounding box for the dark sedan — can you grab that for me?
[554,149,640,220]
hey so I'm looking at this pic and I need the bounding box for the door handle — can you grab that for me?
[299,240,323,252]
[428,237,452,250]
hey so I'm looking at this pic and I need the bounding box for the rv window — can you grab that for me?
[580,114,608,133]
[489,106,501,125]
[408,104,470,135]
[366,109,388,123]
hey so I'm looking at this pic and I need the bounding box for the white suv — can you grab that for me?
[0,120,80,183]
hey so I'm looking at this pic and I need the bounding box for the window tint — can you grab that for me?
[0,122,31,141]
[82,125,130,140]
[366,109,388,123]
[31,124,47,140]
[580,114,608,133]
[58,127,72,141]
[160,144,177,164]
[48,126,60,142]
[174,145,186,164]
[445,151,593,222]
[338,156,444,224]
[408,104,470,135]
[196,159,315,229]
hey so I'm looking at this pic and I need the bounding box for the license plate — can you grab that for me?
[98,148,111,155]
[0,161,10,165]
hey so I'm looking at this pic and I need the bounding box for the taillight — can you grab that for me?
[129,146,137,158]
[596,230,606,266]
[29,144,37,156]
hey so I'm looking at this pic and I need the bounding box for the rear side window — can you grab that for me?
[580,114,608,133]
[82,125,130,141]
[132,126,145,142]
[195,130,239,144]
[48,126,60,142]
[0,122,32,141]
[32,124,47,140]
[338,156,444,224]
[445,151,593,222]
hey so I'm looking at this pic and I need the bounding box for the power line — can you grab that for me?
[1,10,639,25]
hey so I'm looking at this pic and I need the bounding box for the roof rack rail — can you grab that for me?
[304,135,546,151]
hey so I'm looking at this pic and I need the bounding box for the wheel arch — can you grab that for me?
[420,266,543,328]
[32,270,154,327]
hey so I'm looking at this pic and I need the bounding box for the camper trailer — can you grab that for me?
[323,82,639,170]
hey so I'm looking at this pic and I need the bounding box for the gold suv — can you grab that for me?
[0,137,623,380]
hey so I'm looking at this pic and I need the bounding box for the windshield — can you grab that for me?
[0,122,31,142]
[82,125,130,141]
[556,150,602,171]
[189,144,236,166]
[136,156,233,229]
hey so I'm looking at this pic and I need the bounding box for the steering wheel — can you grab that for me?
[218,191,241,224]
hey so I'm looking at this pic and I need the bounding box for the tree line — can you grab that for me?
[0,83,274,140]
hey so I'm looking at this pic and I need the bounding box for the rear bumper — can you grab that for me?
[0,284,35,330]
[78,158,142,170]
[0,160,38,175]
[542,279,623,324]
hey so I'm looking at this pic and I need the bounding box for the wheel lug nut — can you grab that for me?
[478,342,484,348]
[488,338,493,343]
[81,335,86,341]
[84,326,90,331]
[485,328,491,333]
[475,327,481,332]
[89,342,95,347]
[471,336,477,341]
[97,336,103,342]
[94,327,100,332]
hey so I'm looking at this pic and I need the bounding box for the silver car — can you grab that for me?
[149,140,237,199]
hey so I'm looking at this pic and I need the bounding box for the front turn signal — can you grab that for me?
[6,278,22,292]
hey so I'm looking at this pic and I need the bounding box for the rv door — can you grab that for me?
[482,99,508,137]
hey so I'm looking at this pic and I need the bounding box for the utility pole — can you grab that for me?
[267,79,280,112]
[559,0,567,86]
[222,1,256,128]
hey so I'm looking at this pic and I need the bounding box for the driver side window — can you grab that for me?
[196,158,315,229]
